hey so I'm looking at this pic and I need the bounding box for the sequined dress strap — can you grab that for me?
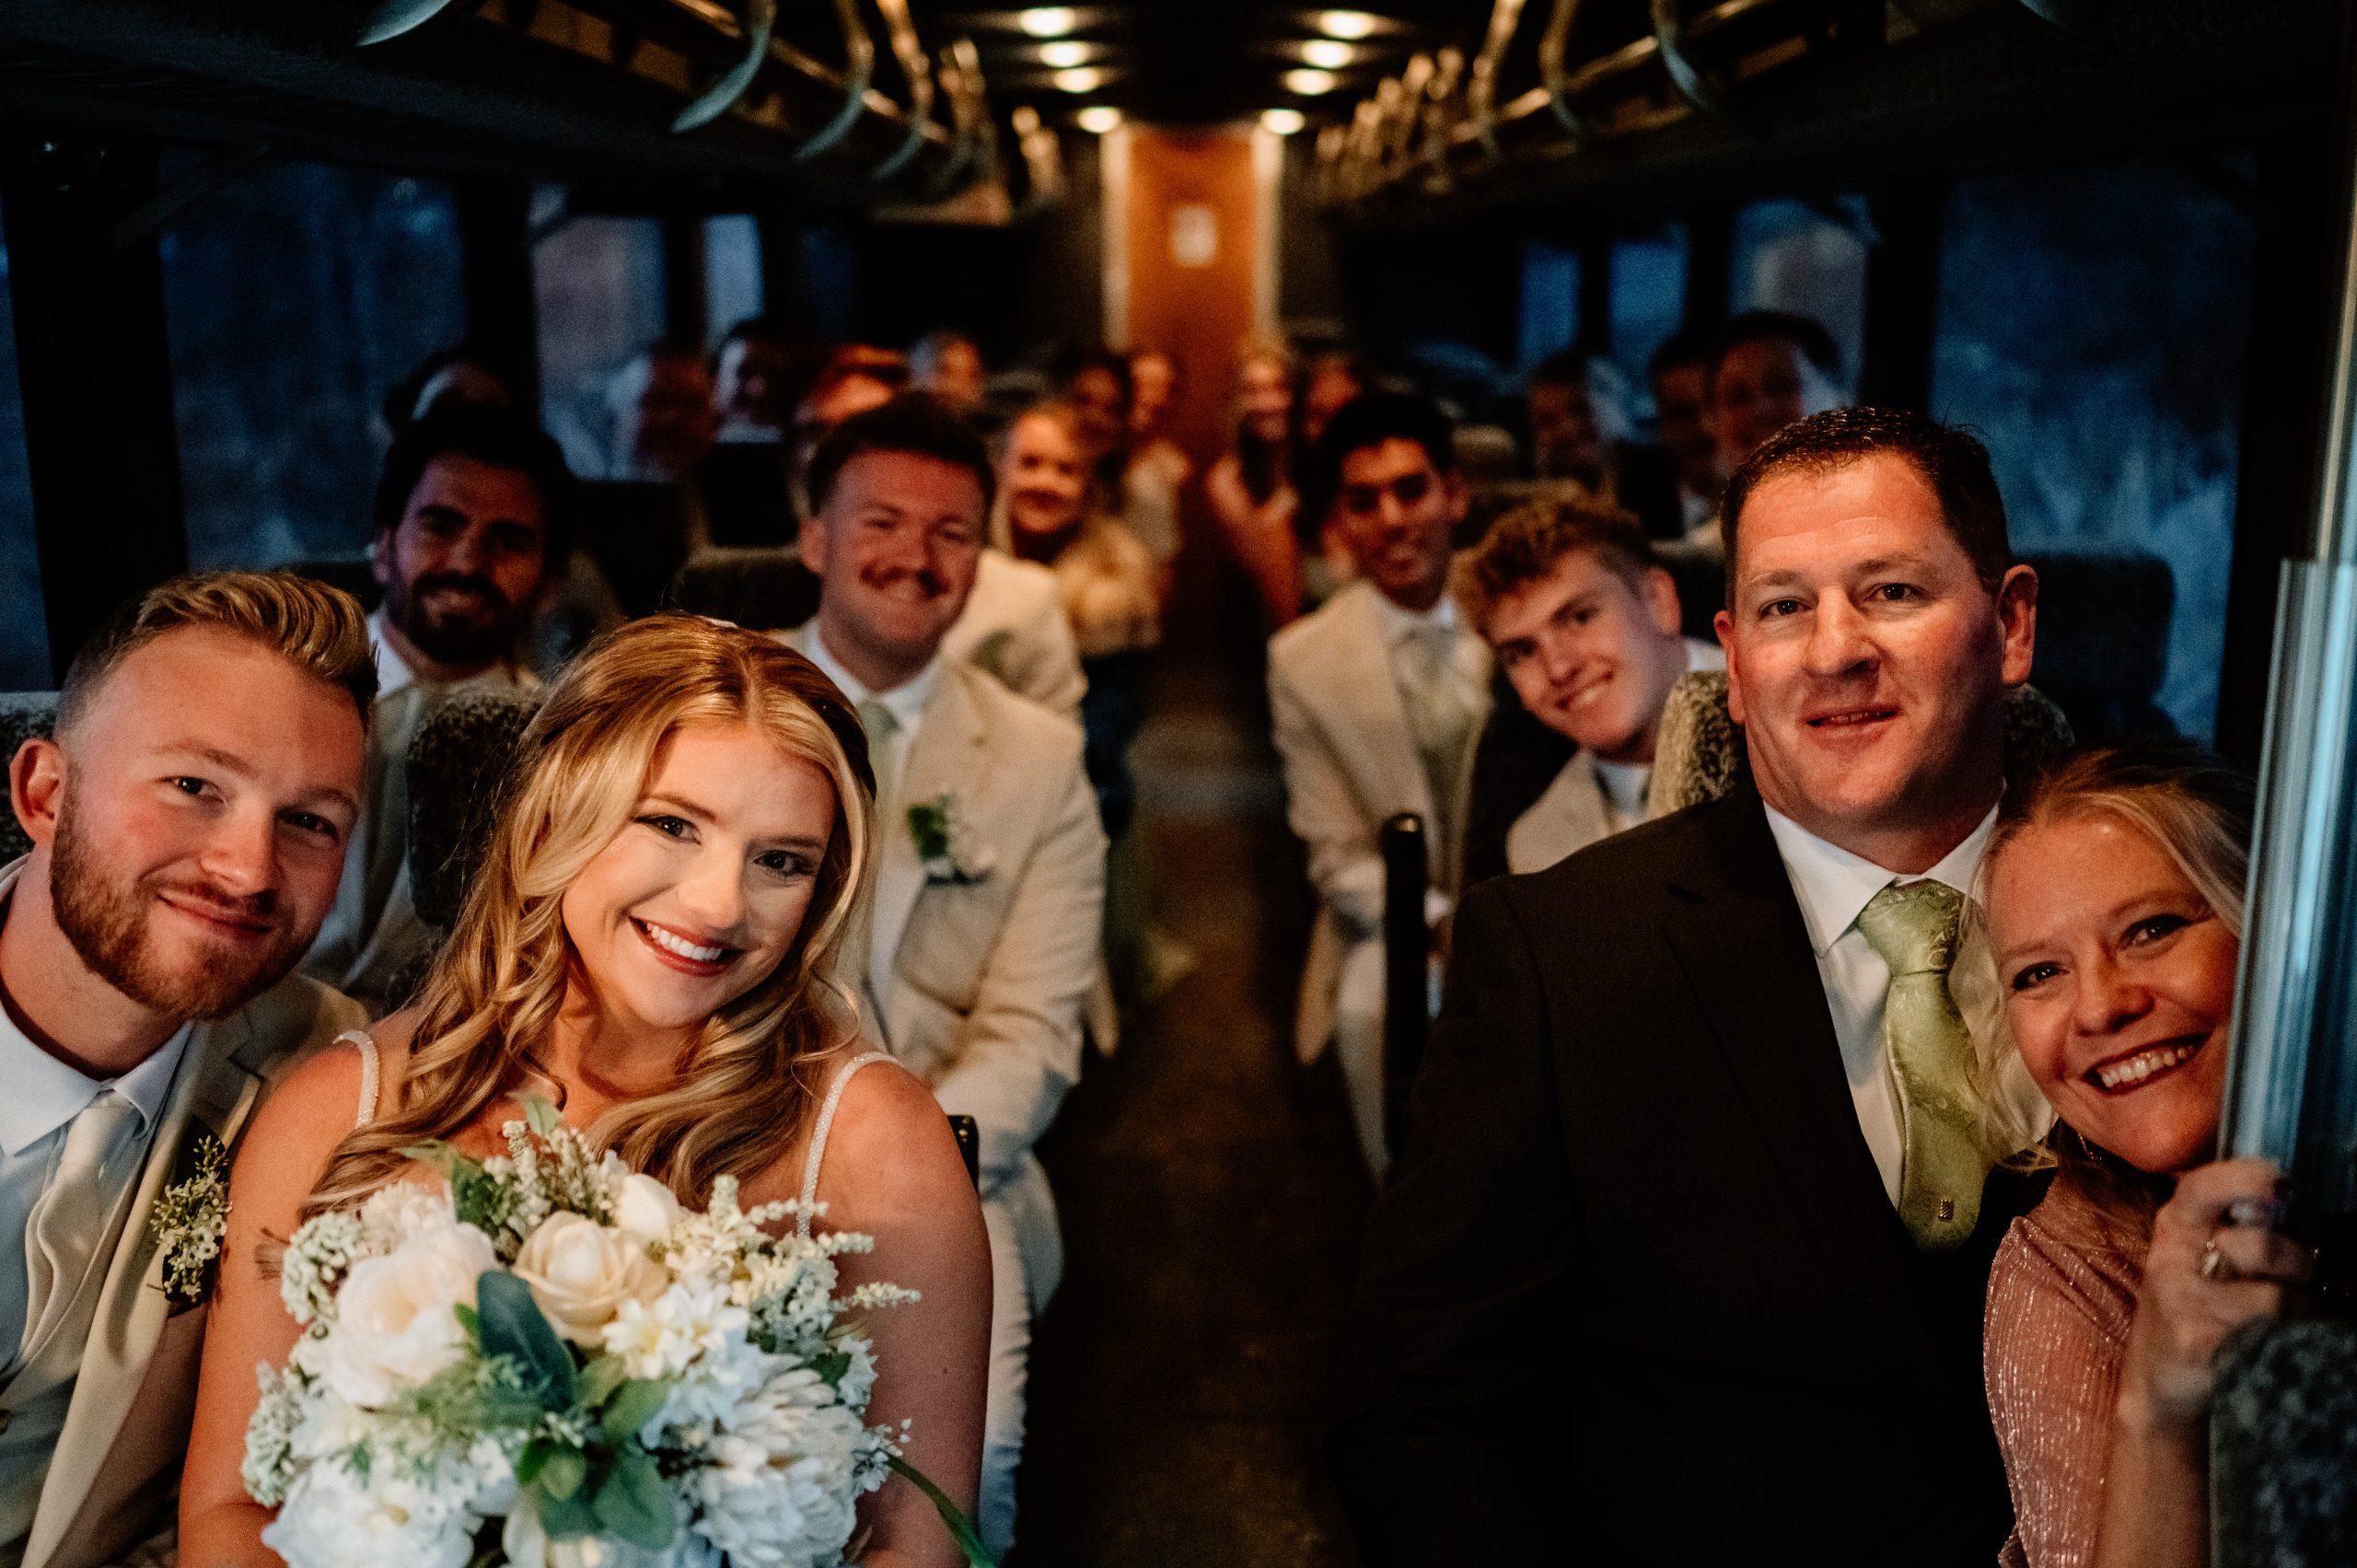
[797,1051,895,1237]
[334,1028,380,1131]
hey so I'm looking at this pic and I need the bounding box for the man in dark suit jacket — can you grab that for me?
[1331,408,2047,1566]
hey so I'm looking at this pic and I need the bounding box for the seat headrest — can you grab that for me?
[1651,671,2076,817]
[406,688,544,930]
[664,547,821,633]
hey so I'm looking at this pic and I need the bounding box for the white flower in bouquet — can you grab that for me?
[513,1214,668,1347]
[316,1215,498,1407]
[689,1364,873,1568]
[610,1173,683,1243]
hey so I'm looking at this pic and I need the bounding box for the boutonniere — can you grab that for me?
[151,1132,230,1307]
[910,793,996,884]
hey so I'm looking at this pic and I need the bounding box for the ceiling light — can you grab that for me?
[1017,7,1078,36]
[1054,66,1107,92]
[1260,108,1306,134]
[1317,9,1379,40]
[1284,68,1339,95]
[1076,105,1123,133]
[1300,39,1354,70]
[1038,41,1092,68]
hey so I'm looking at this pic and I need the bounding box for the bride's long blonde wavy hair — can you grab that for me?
[302,614,877,1220]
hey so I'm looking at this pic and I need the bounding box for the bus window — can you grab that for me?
[1516,238,1579,369]
[161,157,466,574]
[1731,196,1869,390]
[1932,157,2258,740]
[0,226,45,688]
[1608,224,1689,424]
[532,204,666,481]
[705,215,764,345]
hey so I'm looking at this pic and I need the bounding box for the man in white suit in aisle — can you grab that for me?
[784,393,1105,1559]
[1268,392,1491,1180]
[0,572,373,1568]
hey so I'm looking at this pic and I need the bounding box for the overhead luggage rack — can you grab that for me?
[0,0,1009,210]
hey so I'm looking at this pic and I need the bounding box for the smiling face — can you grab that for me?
[1237,356,1292,447]
[1002,412,1091,543]
[30,626,363,1021]
[373,454,551,671]
[1987,810,2237,1173]
[1529,379,1608,486]
[1131,352,1177,437]
[1487,549,1688,764]
[1717,453,2035,869]
[1333,437,1465,612]
[800,447,986,691]
[560,721,838,1038]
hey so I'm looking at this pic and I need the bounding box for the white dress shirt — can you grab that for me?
[1760,802,2000,1208]
[0,917,190,1375]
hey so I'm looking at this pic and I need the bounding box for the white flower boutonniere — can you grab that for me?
[153,1132,230,1307]
[910,793,996,884]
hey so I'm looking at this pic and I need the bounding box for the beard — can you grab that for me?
[51,808,307,1020]
[386,571,517,667]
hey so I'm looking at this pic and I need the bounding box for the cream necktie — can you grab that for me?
[18,1091,140,1361]
[1857,880,1987,1252]
[856,698,902,814]
[1400,625,1474,835]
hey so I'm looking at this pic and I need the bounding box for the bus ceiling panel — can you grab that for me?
[0,0,985,211]
[1320,0,2340,227]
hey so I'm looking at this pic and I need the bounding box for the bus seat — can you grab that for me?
[2021,550,2178,742]
[0,693,57,865]
[1453,424,1522,487]
[665,546,822,633]
[404,687,543,932]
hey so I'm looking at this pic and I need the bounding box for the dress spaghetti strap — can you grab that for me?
[797,1050,895,1237]
[334,1028,380,1132]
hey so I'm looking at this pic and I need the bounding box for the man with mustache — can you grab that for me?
[1332,408,2046,1567]
[1,572,373,1568]
[783,392,1105,1560]
[303,402,571,1010]
[1268,391,1488,1179]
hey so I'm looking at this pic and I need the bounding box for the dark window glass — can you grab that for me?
[1608,224,1689,424]
[0,222,46,687]
[1932,158,2257,739]
[1517,238,1579,367]
[161,157,466,571]
[534,204,667,481]
[1730,196,1869,391]
[705,215,764,344]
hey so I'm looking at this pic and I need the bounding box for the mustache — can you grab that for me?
[153,877,279,928]
[862,563,948,597]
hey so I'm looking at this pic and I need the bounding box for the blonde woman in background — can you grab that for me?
[1979,739,2311,1568]
[179,614,992,1568]
[1205,339,1304,631]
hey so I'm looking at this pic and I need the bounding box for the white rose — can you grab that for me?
[611,1173,685,1244]
[319,1218,496,1407]
[513,1214,668,1347]
[502,1501,683,1568]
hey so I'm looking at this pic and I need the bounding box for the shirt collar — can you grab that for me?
[802,623,941,734]
[0,898,192,1155]
[1762,801,2002,958]
[367,609,530,702]
[1367,585,1458,646]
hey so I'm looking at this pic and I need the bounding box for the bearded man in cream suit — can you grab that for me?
[1,572,373,1568]
[785,394,1105,1559]
[1457,495,1724,874]
[1269,393,1490,1179]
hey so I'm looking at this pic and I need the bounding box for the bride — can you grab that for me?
[179,613,992,1567]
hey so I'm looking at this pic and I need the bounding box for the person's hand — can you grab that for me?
[2119,1157,2314,1434]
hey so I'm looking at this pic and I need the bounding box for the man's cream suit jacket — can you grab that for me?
[940,551,1086,720]
[1267,580,1491,1065]
[0,858,365,1568]
[784,637,1106,1310]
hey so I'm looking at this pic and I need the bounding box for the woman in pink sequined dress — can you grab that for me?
[1979,740,2314,1568]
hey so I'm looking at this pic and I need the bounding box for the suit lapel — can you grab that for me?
[878,667,989,1001]
[28,1012,267,1568]
[1654,793,1931,1361]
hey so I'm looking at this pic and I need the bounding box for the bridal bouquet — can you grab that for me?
[243,1101,983,1568]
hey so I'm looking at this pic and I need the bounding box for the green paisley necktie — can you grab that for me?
[1856,879,1986,1252]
